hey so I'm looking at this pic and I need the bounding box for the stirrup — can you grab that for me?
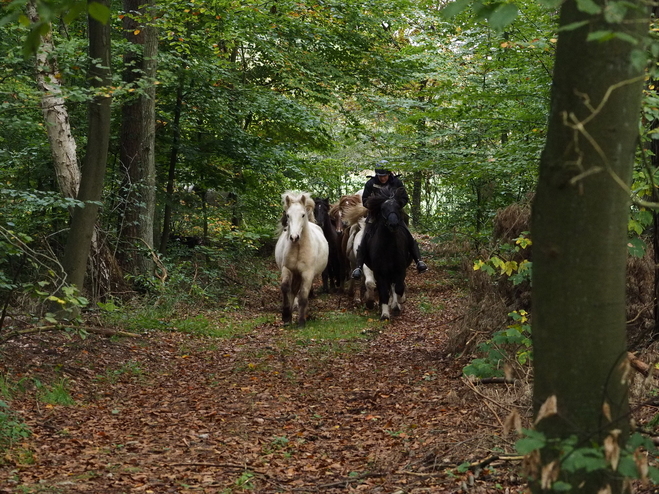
[352,267,363,279]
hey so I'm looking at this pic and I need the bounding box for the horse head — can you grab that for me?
[329,202,343,233]
[313,198,331,229]
[282,191,314,242]
[366,188,405,232]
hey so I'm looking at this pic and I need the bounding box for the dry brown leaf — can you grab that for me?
[604,429,621,471]
[540,460,559,490]
[503,409,522,435]
[634,448,649,482]
[535,395,557,424]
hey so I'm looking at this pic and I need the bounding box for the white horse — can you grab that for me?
[275,191,329,327]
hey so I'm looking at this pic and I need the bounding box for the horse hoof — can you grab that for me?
[366,300,375,310]
[380,314,390,321]
[392,307,401,316]
[297,321,306,328]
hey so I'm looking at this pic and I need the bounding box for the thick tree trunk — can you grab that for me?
[530,0,647,491]
[118,0,158,275]
[61,0,112,291]
[26,0,80,199]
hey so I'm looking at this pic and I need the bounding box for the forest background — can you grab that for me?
[3,0,659,491]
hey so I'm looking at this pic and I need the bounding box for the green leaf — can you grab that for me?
[575,0,602,14]
[558,20,590,31]
[488,3,519,30]
[627,237,646,258]
[515,432,546,454]
[88,2,111,24]
[587,30,615,42]
[63,1,88,24]
[613,32,639,45]
[441,0,472,19]
[603,1,627,23]
[552,481,572,491]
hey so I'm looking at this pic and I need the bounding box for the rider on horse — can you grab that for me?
[351,166,428,279]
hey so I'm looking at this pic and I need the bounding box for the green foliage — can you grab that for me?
[33,378,75,406]
[463,310,532,378]
[473,233,532,286]
[232,470,255,491]
[515,429,659,490]
[95,361,143,384]
[0,400,31,452]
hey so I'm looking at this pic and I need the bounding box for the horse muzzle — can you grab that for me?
[385,212,400,231]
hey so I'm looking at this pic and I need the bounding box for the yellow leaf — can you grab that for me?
[502,261,518,276]
[133,29,140,35]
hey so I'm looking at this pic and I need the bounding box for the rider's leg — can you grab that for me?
[352,221,372,279]
[404,226,427,273]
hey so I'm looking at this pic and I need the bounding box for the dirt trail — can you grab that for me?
[0,258,529,493]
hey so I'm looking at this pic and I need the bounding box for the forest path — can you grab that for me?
[0,252,528,493]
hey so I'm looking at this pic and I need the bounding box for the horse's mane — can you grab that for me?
[338,193,362,213]
[329,202,341,221]
[343,203,368,227]
[365,188,403,215]
[281,190,316,223]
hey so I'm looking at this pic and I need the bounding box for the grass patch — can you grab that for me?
[95,361,144,384]
[101,298,276,339]
[203,315,273,338]
[293,310,384,342]
[34,378,75,406]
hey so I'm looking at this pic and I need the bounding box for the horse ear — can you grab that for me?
[283,194,292,209]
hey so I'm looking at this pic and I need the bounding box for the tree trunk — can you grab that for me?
[26,0,80,199]
[530,0,647,491]
[61,0,112,291]
[159,80,184,254]
[118,0,158,275]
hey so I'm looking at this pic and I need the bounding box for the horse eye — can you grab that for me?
[302,214,305,218]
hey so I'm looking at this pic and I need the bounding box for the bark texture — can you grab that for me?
[61,0,112,291]
[26,0,80,199]
[530,0,648,491]
[118,0,158,275]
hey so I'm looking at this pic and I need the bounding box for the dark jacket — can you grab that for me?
[362,174,409,207]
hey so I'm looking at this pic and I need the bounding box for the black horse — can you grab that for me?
[314,197,344,293]
[362,189,412,319]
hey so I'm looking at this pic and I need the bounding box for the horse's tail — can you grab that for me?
[343,203,368,227]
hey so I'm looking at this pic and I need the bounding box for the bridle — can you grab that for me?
[381,198,402,230]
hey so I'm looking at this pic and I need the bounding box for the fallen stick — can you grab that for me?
[0,325,140,344]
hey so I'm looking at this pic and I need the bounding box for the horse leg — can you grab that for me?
[377,279,391,321]
[280,268,294,325]
[296,274,315,328]
[391,279,406,316]
[364,265,376,310]
[292,277,302,311]
[321,267,330,293]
